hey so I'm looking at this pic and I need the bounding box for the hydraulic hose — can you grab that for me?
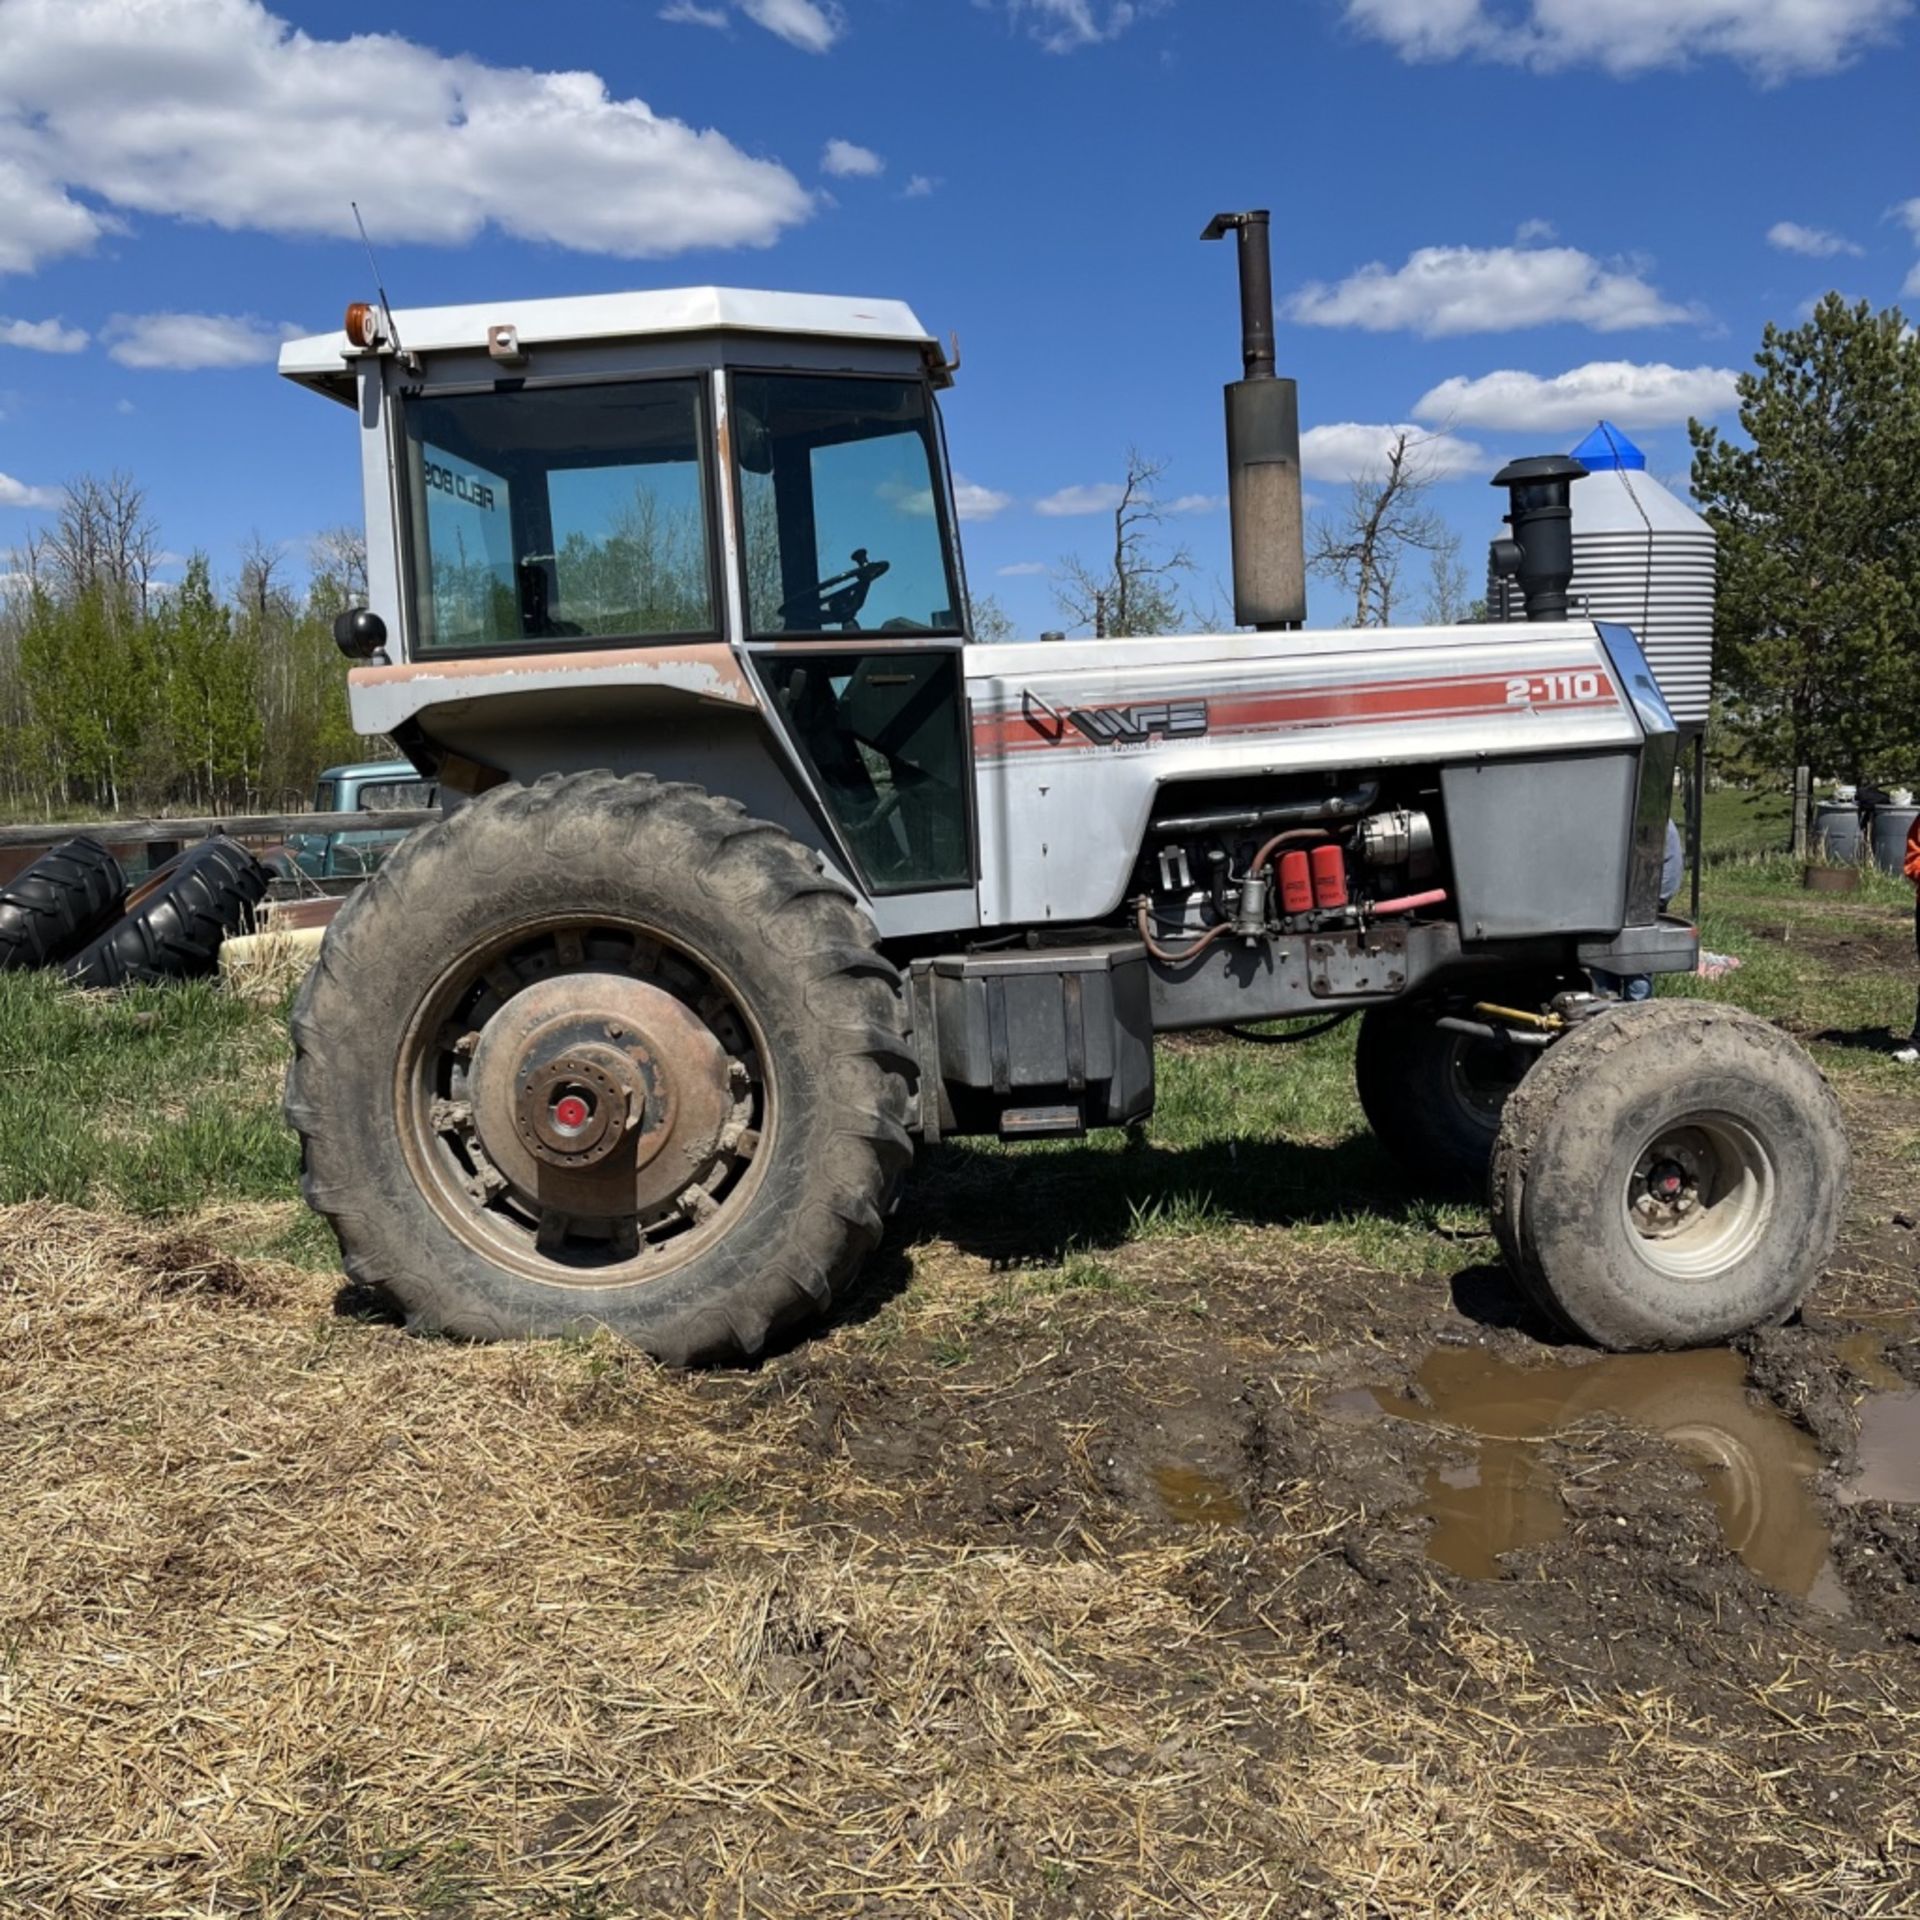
[1135,896,1230,965]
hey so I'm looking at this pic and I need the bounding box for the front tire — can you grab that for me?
[1489,1002,1849,1350]
[285,773,916,1364]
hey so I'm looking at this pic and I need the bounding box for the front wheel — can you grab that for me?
[1489,1002,1849,1350]
[285,773,915,1364]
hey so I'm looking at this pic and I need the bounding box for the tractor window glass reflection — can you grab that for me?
[415,445,516,648]
[767,651,971,892]
[404,381,714,651]
[733,373,962,637]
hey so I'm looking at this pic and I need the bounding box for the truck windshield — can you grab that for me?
[401,379,715,652]
[732,373,963,638]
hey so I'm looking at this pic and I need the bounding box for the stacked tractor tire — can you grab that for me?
[0,836,270,988]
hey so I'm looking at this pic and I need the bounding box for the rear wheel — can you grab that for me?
[285,772,915,1364]
[1489,1002,1848,1350]
[1356,999,1539,1190]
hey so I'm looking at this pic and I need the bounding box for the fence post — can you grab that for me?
[1791,765,1811,859]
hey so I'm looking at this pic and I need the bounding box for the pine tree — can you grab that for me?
[1691,295,1920,783]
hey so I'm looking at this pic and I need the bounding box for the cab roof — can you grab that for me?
[278,285,940,404]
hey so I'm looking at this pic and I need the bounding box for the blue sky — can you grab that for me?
[1,0,1915,632]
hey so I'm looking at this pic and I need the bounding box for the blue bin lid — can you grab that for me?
[1570,421,1647,470]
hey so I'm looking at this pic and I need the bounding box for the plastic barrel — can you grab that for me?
[1870,805,1919,876]
[1812,801,1863,865]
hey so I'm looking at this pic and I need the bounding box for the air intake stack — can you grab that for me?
[1204,210,1306,630]
[1488,454,1588,621]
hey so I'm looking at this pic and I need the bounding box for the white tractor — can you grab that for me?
[277,211,1847,1363]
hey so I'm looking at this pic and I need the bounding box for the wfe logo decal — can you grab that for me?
[1065,700,1209,745]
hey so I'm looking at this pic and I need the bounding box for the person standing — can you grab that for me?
[1898,813,1920,1066]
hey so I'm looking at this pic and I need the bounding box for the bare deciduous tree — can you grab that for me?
[30,473,161,616]
[1308,430,1452,629]
[307,526,370,611]
[1054,450,1193,638]
[1420,533,1474,626]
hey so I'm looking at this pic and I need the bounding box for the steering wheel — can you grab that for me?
[777,548,890,630]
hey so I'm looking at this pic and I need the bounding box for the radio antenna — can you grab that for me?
[351,200,417,371]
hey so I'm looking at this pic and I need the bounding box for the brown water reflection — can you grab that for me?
[1370,1347,1838,1599]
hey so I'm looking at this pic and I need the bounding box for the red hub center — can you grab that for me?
[552,1091,593,1134]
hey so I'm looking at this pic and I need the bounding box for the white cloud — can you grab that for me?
[953,477,1013,521]
[0,315,88,352]
[0,472,61,509]
[1299,424,1485,485]
[1164,492,1225,514]
[902,174,939,198]
[1514,217,1557,245]
[0,155,115,276]
[1285,243,1700,337]
[0,0,812,279]
[997,560,1050,576]
[1035,482,1128,516]
[659,1,729,24]
[1767,220,1863,257]
[104,311,303,371]
[1002,1,1153,51]
[821,138,884,178]
[1343,0,1910,81]
[739,0,844,51]
[1414,361,1741,433]
[1900,199,1920,295]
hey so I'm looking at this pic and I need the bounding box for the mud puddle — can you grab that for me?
[1352,1343,1920,1605]
[1150,1464,1247,1526]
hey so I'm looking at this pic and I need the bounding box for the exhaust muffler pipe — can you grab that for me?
[1204,209,1306,631]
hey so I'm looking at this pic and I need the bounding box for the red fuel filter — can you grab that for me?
[1278,850,1314,915]
[1310,843,1350,909]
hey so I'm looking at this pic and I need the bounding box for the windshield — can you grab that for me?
[401,379,715,652]
[732,373,962,638]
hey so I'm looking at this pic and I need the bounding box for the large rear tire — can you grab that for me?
[285,772,916,1364]
[1489,1002,1848,1350]
[1355,1000,1538,1190]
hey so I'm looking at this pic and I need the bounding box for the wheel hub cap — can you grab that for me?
[467,973,733,1218]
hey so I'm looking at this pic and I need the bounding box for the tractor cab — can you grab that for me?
[281,288,978,904]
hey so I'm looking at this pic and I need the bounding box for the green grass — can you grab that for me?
[1699,783,1793,862]
[0,971,329,1263]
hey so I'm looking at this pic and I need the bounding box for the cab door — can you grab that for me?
[727,368,978,916]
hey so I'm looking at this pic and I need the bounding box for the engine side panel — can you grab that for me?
[965,622,1645,927]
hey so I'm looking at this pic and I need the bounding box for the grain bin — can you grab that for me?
[1490,422,1715,729]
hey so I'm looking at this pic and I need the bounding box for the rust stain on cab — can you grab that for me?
[350,642,758,707]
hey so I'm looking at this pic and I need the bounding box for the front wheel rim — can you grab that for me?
[1622,1112,1776,1283]
[396,915,774,1290]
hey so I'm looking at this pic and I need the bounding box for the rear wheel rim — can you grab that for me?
[396,916,773,1290]
[1622,1113,1776,1282]
[1446,1032,1529,1129]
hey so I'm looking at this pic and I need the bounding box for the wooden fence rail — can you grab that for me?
[0,812,436,851]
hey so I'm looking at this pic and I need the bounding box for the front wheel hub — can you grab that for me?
[467,972,733,1216]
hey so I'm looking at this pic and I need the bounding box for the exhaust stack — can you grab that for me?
[1203,210,1306,630]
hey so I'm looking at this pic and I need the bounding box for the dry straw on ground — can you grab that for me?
[1,1203,1916,1918]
